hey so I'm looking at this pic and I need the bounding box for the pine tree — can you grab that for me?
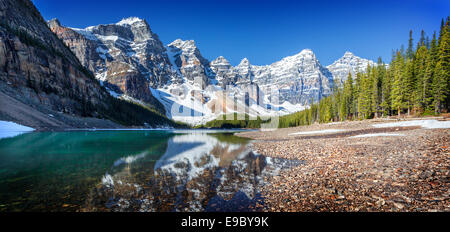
[414,43,428,112]
[424,32,438,111]
[372,58,384,117]
[391,51,406,116]
[339,89,347,120]
[432,18,449,113]
[446,17,450,111]
[419,30,426,46]
[357,67,373,119]
[345,72,354,118]
[380,66,392,116]
[406,30,414,60]
[438,18,445,48]
[404,57,415,115]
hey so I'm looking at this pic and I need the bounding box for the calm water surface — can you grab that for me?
[0,130,299,212]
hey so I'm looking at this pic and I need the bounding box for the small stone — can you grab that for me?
[393,202,404,209]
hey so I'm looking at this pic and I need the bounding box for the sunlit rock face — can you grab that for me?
[234,58,254,85]
[48,17,178,110]
[210,56,238,88]
[83,132,301,212]
[166,39,213,89]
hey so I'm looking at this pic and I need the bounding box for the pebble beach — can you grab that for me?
[237,118,450,212]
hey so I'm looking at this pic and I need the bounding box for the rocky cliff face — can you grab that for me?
[47,19,106,79]
[166,39,212,89]
[210,56,237,88]
[48,17,176,110]
[0,0,175,128]
[234,58,254,85]
[327,51,376,85]
[0,0,109,117]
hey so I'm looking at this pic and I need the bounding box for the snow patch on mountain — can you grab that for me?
[116,17,145,26]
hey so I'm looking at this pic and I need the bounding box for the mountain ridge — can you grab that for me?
[48,16,376,125]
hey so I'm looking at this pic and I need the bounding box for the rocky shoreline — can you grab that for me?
[237,118,450,212]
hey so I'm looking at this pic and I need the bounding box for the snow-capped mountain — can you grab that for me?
[196,49,334,105]
[234,58,254,85]
[210,56,238,87]
[48,17,179,111]
[167,39,214,89]
[251,49,334,105]
[169,48,334,105]
[327,51,376,85]
[49,17,375,125]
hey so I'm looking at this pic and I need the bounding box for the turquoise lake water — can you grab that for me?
[0,130,298,212]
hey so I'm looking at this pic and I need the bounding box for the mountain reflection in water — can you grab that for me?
[0,130,300,212]
[83,132,300,212]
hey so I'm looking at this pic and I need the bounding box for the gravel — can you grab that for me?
[236,118,450,212]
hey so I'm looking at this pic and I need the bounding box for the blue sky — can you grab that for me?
[33,0,449,66]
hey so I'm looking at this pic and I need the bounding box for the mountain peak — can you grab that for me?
[211,56,230,65]
[169,39,195,46]
[47,18,61,27]
[300,48,314,54]
[215,56,227,61]
[279,48,317,63]
[168,39,198,54]
[343,51,354,57]
[238,58,250,66]
[116,17,145,26]
[329,51,375,67]
[291,49,316,59]
[327,51,376,84]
